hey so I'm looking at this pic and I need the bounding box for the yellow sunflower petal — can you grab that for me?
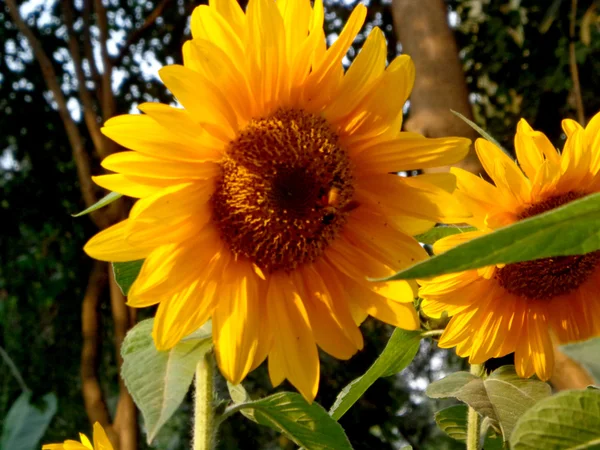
[125,182,213,246]
[209,0,246,38]
[213,261,263,384]
[158,65,239,138]
[277,0,312,60]
[266,273,319,402]
[559,123,593,186]
[342,275,419,330]
[137,102,226,154]
[84,220,152,262]
[303,3,366,108]
[249,293,271,372]
[514,330,536,379]
[353,134,471,173]
[296,270,359,359]
[287,0,323,95]
[526,310,554,381]
[357,173,470,224]
[101,151,220,180]
[153,276,219,351]
[475,138,531,205]
[548,282,596,343]
[432,230,488,255]
[420,275,487,319]
[92,174,169,198]
[182,40,255,124]
[438,306,480,349]
[127,227,222,305]
[326,234,417,303]
[79,434,93,450]
[92,423,113,450]
[102,112,221,162]
[190,4,245,60]
[468,288,520,364]
[514,119,560,179]
[126,181,211,223]
[246,0,288,110]
[451,166,504,228]
[301,261,364,357]
[45,442,89,450]
[324,27,387,123]
[344,208,428,270]
[341,55,415,140]
[584,111,600,174]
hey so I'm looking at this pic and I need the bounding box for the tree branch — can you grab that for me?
[80,261,120,448]
[93,0,116,123]
[5,0,108,225]
[391,0,483,175]
[109,270,138,450]
[112,0,174,67]
[63,0,109,159]
[82,0,103,102]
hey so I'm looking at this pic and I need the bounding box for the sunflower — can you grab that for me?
[419,113,600,381]
[85,0,470,400]
[43,422,113,450]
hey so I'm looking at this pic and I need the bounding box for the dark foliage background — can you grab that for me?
[1,0,598,448]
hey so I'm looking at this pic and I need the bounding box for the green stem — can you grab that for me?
[467,363,483,450]
[193,352,215,450]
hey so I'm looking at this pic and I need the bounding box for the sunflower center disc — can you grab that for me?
[211,109,355,273]
[496,191,600,300]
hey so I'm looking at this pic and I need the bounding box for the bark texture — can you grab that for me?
[392,0,482,174]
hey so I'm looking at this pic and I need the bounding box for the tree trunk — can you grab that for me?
[391,0,482,174]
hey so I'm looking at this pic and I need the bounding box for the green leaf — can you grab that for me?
[427,366,551,441]
[560,337,600,384]
[72,191,122,217]
[451,110,510,156]
[228,382,251,404]
[121,319,212,444]
[112,260,144,296]
[510,389,600,449]
[181,320,213,342]
[0,392,57,450]
[414,225,477,245]
[380,192,600,281]
[434,405,504,450]
[329,329,421,420]
[435,405,468,442]
[227,382,256,422]
[227,392,352,450]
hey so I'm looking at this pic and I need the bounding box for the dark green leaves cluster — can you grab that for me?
[428,365,600,449]
[427,366,551,441]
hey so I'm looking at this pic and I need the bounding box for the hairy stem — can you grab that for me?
[194,352,215,450]
[467,363,483,450]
